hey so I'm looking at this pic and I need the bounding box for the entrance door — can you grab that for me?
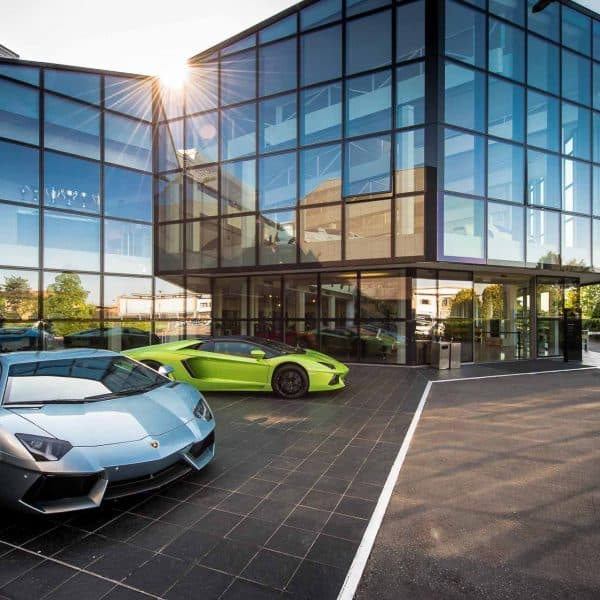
[474,277,531,362]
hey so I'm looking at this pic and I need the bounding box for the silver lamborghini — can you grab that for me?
[0,349,215,514]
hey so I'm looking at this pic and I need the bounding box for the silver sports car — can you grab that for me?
[0,349,215,514]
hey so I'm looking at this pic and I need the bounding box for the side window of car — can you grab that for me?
[200,341,214,352]
[214,341,255,357]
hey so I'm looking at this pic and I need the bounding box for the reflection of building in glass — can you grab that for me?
[1,0,599,363]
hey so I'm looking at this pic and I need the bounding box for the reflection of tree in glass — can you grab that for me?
[449,288,478,318]
[45,272,97,336]
[0,276,37,320]
[481,285,504,320]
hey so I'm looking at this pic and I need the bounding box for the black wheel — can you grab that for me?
[141,359,162,371]
[272,364,309,399]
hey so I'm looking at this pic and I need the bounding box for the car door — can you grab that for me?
[186,341,271,390]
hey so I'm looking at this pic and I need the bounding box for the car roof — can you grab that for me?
[0,349,118,366]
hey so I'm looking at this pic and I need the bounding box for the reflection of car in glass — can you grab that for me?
[0,327,56,353]
[0,350,215,514]
[63,327,159,351]
[124,336,349,399]
[297,327,391,359]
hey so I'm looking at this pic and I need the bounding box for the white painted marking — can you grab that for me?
[337,380,432,600]
[337,365,598,600]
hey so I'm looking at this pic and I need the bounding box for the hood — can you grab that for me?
[302,349,345,366]
[8,383,200,447]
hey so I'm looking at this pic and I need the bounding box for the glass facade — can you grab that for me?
[1,0,598,363]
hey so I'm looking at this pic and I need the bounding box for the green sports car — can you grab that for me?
[123,336,349,399]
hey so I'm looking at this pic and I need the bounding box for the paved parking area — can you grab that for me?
[356,367,600,600]
[0,365,427,600]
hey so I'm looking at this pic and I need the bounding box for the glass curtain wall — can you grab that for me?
[0,62,156,352]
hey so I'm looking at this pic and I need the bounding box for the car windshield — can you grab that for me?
[3,356,168,405]
[247,337,304,355]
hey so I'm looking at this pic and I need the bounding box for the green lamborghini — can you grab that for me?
[123,336,349,399]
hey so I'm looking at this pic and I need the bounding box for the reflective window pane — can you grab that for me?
[527,149,560,209]
[0,203,38,267]
[527,35,559,95]
[527,0,559,41]
[259,152,297,210]
[157,223,183,271]
[594,165,600,217]
[487,139,524,203]
[103,276,152,320]
[259,14,297,44]
[344,135,391,197]
[0,64,39,86]
[186,166,218,218]
[221,159,256,214]
[488,202,524,265]
[395,128,425,194]
[44,95,99,160]
[44,211,100,271]
[300,83,342,146]
[157,120,183,172]
[221,49,256,106]
[346,10,391,75]
[105,76,152,121]
[157,84,183,121]
[259,93,297,153]
[154,276,185,319]
[396,195,424,257]
[562,50,591,106]
[346,199,391,260]
[527,90,559,152]
[44,69,100,104]
[105,113,152,172]
[186,63,218,114]
[0,141,39,204]
[396,62,425,128]
[0,269,39,321]
[249,276,282,320]
[445,63,486,132]
[213,277,247,324]
[490,0,523,23]
[562,6,591,56]
[43,272,100,320]
[347,0,390,17]
[300,144,342,206]
[594,219,600,270]
[259,210,296,265]
[442,195,485,260]
[595,112,600,163]
[444,129,485,196]
[221,215,256,267]
[562,159,591,215]
[186,219,218,269]
[445,0,486,68]
[186,111,219,165]
[301,25,342,87]
[562,102,591,161]
[104,165,152,222]
[0,79,38,145]
[44,152,100,213]
[360,271,406,318]
[526,208,560,267]
[299,204,342,262]
[221,103,256,160]
[300,0,341,30]
[259,38,296,97]
[346,70,391,137]
[489,18,524,82]
[396,1,425,63]
[594,63,600,111]
[488,77,524,142]
[562,214,591,269]
[284,275,318,331]
[105,220,152,275]
[157,171,183,221]
[221,35,255,56]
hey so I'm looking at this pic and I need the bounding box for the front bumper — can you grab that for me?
[0,425,215,515]
[308,366,349,392]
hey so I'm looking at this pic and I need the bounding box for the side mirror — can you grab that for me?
[250,349,266,360]
[158,365,174,378]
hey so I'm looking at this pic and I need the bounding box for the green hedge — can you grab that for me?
[583,319,600,332]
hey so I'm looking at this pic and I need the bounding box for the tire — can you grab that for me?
[272,364,309,399]
[141,359,162,371]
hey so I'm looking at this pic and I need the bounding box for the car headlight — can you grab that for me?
[194,398,213,421]
[15,434,72,462]
[318,361,336,370]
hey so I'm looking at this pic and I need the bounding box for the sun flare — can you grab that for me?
[156,58,189,89]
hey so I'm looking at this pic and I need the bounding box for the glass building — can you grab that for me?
[1,0,599,364]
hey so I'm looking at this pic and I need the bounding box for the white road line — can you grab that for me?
[337,365,599,600]
[337,380,432,600]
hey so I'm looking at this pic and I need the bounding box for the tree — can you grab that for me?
[0,275,37,319]
[45,272,97,336]
[580,284,600,319]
